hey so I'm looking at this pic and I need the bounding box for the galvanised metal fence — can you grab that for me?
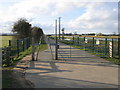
[2,37,31,67]
[60,36,119,59]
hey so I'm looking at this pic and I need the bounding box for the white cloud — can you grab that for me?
[0,0,118,34]
[67,2,118,34]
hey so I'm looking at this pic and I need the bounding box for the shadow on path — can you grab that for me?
[26,71,118,88]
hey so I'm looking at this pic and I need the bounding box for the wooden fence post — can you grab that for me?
[9,40,12,59]
[9,40,11,47]
[17,39,19,56]
[6,47,11,66]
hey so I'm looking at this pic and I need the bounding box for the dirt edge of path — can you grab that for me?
[2,54,35,88]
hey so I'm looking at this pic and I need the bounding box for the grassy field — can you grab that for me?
[79,35,119,38]
[0,36,14,47]
[49,35,119,39]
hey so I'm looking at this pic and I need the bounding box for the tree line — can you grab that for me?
[12,18,43,42]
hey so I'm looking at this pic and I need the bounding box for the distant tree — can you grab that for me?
[31,26,43,42]
[74,32,77,35]
[65,33,72,36]
[12,18,31,39]
[112,32,116,35]
[97,33,104,36]
[88,33,95,36]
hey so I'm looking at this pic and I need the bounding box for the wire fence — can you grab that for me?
[2,37,31,67]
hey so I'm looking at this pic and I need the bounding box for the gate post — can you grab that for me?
[55,19,58,60]
[32,37,35,61]
[84,37,85,50]
[105,38,107,56]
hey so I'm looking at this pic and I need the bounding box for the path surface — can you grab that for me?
[25,37,118,88]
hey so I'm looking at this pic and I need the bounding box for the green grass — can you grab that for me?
[13,46,33,61]
[104,58,120,65]
[12,43,48,66]
[91,52,120,65]
[74,46,120,65]
[49,35,119,39]
[1,36,14,41]
[1,36,15,47]
[79,35,119,38]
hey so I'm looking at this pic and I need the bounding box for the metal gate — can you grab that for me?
[57,39,90,61]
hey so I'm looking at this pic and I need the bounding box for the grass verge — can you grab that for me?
[11,43,48,66]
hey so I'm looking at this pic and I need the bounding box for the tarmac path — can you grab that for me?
[25,36,119,88]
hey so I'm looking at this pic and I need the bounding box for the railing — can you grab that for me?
[59,36,119,59]
[2,37,31,67]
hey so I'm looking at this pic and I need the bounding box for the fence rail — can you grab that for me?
[59,36,119,59]
[2,37,31,67]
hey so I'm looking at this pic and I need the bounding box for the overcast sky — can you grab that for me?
[0,0,118,34]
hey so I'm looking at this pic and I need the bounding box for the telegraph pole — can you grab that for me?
[118,1,120,59]
[55,19,58,60]
[59,17,61,40]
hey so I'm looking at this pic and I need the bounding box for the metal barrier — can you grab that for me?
[60,36,119,59]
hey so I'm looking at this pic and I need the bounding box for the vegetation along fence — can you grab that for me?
[2,37,31,67]
[60,36,119,59]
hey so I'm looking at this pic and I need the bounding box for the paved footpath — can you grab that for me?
[25,37,119,88]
